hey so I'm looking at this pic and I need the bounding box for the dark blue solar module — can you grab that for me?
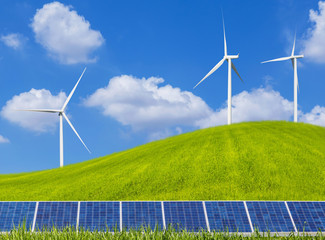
[0,202,36,231]
[35,202,78,230]
[164,201,207,231]
[122,202,163,230]
[79,202,120,231]
[205,201,252,232]
[246,201,294,232]
[287,201,325,232]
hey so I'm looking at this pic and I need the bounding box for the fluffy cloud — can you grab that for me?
[84,74,325,140]
[1,89,66,132]
[0,135,10,143]
[302,1,325,63]
[31,1,104,64]
[84,75,213,131]
[300,105,325,126]
[84,75,297,136]
[196,87,293,128]
[0,33,24,49]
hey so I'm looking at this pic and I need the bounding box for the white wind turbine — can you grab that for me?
[194,19,243,125]
[261,35,304,122]
[19,68,90,167]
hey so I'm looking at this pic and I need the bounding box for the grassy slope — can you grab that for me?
[0,121,325,201]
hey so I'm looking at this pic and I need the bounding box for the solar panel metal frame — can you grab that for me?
[243,201,254,232]
[32,202,39,231]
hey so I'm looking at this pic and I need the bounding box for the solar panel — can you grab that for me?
[164,201,207,231]
[246,201,294,232]
[287,201,325,232]
[78,202,120,231]
[0,202,36,231]
[3,200,325,234]
[35,202,78,230]
[205,201,252,232]
[122,202,163,230]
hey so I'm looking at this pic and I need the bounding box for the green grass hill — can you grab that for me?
[1,121,325,201]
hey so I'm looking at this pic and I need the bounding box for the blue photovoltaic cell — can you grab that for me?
[288,201,325,232]
[0,202,36,231]
[246,201,294,232]
[205,201,251,232]
[122,202,163,230]
[35,202,78,230]
[164,201,207,231]
[79,202,120,231]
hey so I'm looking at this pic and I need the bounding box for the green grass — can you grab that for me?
[1,121,325,201]
[1,226,324,240]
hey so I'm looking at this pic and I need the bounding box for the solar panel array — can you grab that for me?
[164,201,207,231]
[1,201,325,233]
[246,201,295,232]
[205,201,252,232]
[287,202,325,232]
[35,202,78,230]
[122,201,163,230]
[0,202,35,231]
[79,202,120,231]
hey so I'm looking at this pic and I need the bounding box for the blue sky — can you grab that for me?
[1,0,325,173]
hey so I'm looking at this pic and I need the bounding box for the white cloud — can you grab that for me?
[148,129,173,142]
[31,1,104,64]
[302,1,325,63]
[0,135,10,143]
[84,74,325,140]
[300,105,325,126]
[84,75,213,131]
[196,87,293,128]
[1,33,24,49]
[1,89,66,132]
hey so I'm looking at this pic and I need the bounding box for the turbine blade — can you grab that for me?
[16,109,61,113]
[62,112,91,154]
[61,67,87,111]
[223,17,227,56]
[291,33,296,56]
[261,56,292,64]
[194,57,225,89]
[231,62,243,83]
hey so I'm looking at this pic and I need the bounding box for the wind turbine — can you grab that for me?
[194,18,243,125]
[261,35,304,122]
[19,68,90,167]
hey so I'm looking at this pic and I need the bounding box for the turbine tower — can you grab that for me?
[261,35,304,122]
[19,68,90,167]
[194,18,243,125]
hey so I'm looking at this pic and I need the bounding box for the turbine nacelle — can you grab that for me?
[293,55,304,59]
[225,54,239,60]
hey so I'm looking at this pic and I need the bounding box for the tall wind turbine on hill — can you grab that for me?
[19,68,91,167]
[194,18,243,125]
[261,35,304,122]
